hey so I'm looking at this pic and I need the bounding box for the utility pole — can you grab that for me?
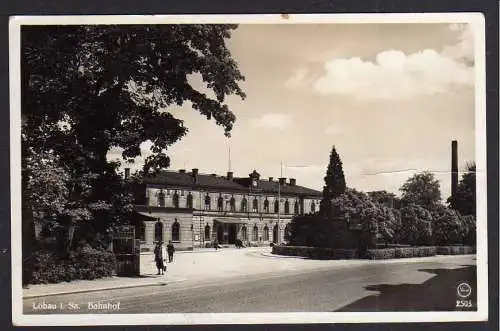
[277,161,282,245]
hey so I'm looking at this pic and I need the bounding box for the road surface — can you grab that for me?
[24,254,477,313]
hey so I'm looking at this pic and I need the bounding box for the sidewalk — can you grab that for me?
[23,247,475,299]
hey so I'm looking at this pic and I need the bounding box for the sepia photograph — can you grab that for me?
[10,13,488,325]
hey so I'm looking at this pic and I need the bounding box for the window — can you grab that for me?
[230,197,236,211]
[217,196,224,211]
[158,190,165,207]
[172,192,179,208]
[284,200,290,214]
[311,201,316,213]
[204,224,210,241]
[154,221,163,242]
[172,220,180,242]
[263,225,269,241]
[205,194,211,210]
[186,193,193,209]
[274,199,279,213]
[136,222,146,241]
[294,201,299,214]
[252,197,258,212]
[241,225,248,241]
[252,225,258,241]
[263,199,269,213]
[241,198,248,212]
[284,223,291,241]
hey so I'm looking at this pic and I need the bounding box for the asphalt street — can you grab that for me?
[24,254,476,313]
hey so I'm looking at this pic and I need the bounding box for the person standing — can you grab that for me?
[154,241,167,275]
[167,240,175,263]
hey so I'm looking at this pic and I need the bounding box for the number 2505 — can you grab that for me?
[456,300,473,308]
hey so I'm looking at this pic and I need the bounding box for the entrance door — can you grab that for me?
[217,225,223,243]
[228,224,237,244]
[273,224,278,243]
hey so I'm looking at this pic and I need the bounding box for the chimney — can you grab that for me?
[289,178,296,186]
[268,177,274,182]
[179,169,186,173]
[279,177,286,185]
[451,140,458,207]
[124,168,130,179]
[227,171,234,180]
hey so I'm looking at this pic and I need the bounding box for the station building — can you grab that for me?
[132,168,322,250]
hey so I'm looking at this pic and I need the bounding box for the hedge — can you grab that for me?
[30,246,116,284]
[436,246,476,255]
[272,245,358,260]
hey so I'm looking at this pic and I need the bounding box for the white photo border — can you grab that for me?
[10,13,488,326]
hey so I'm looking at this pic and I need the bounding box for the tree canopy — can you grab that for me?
[400,171,442,209]
[448,162,476,216]
[320,145,346,215]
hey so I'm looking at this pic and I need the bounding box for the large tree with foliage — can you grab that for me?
[21,25,246,284]
[400,171,442,209]
[320,146,347,216]
[448,162,476,217]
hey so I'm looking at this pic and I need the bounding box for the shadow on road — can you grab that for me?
[336,266,477,312]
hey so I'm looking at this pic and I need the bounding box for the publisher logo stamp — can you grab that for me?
[457,282,472,298]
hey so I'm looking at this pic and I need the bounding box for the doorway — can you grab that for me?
[228,224,237,244]
[217,225,223,243]
[273,224,278,243]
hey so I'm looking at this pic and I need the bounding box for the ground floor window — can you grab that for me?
[252,225,258,241]
[172,220,180,241]
[154,221,163,242]
[137,221,146,241]
[263,225,269,241]
[241,225,248,241]
[205,224,210,241]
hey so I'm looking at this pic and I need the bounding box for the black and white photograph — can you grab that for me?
[10,14,488,325]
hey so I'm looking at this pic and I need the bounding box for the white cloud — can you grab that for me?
[312,49,474,99]
[284,68,310,89]
[442,23,474,64]
[250,113,294,130]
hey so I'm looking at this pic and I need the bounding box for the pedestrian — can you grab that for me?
[154,241,167,275]
[167,240,175,263]
[214,238,219,250]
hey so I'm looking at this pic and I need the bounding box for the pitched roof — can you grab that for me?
[142,170,322,197]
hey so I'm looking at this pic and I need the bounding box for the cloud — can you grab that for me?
[284,68,310,89]
[250,113,294,130]
[442,23,474,64]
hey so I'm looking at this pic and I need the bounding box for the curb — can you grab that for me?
[23,278,185,299]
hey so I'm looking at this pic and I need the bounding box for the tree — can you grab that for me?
[399,204,433,246]
[320,146,347,215]
[448,162,476,217]
[400,171,441,209]
[431,204,465,245]
[367,190,401,209]
[21,25,246,283]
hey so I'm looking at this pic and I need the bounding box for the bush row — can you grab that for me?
[272,245,358,260]
[365,246,437,259]
[436,246,476,255]
[31,247,116,284]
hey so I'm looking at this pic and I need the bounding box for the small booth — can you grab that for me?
[112,225,141,277]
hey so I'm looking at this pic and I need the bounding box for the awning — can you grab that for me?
[137,211,168,219]
[213,218,248,224]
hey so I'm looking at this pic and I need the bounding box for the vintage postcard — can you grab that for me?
[10,13,488,325]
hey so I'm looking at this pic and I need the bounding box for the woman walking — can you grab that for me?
[154,241,167,275]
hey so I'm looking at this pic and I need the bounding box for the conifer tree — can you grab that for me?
[320,146,347,215]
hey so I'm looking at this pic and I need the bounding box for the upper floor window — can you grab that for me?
[294,201,300,214]
[217,196,224,211]
[274,199,279,213]
[263,199,269,213]
[186,193,193,209]
[205,194,211,210]
[284,200,290,214]
[230,197,236,211]
[172,191,179,208]
[252,197,258,212]
[158,190,166,207]
[311,201,316,213]
[241,198,248,212]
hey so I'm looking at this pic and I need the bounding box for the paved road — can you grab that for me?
[24,255,476,313]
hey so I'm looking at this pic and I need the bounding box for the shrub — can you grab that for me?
[365,248,396,260]
[30,245,116,284]
[399,204,433,245]
[431,205,465,245]
[394,246,436,258]
[272,245,358,260]
[436,246,476,255]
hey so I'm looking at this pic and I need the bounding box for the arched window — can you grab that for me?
[158,190,165,207]
[311,201,316,213]
[273,224,278,243]
[284,200,290,214]
[241,198,247,212]
[274,199,279,213]
[137,221,146,241]
[263,199,269,213]
[204,224,210,241]
[172,220,180,242]
[217,196,224,211]
[263,225,269,241]
[284,223,291,241]
[252,225,258,241]
[252,197,258,212]
[172,191,179,208]
[241,225,248,241]
[186,193,193,209]
[205,194,211,210]
[294,201,299,214]
[154,221,163,242]
[230,196,236,211]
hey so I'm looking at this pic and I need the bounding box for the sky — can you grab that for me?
[108,22,477,199]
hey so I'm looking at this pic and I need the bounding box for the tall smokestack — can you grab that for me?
[451,140,458,207]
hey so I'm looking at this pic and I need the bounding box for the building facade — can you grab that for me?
[133,168,322,250]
